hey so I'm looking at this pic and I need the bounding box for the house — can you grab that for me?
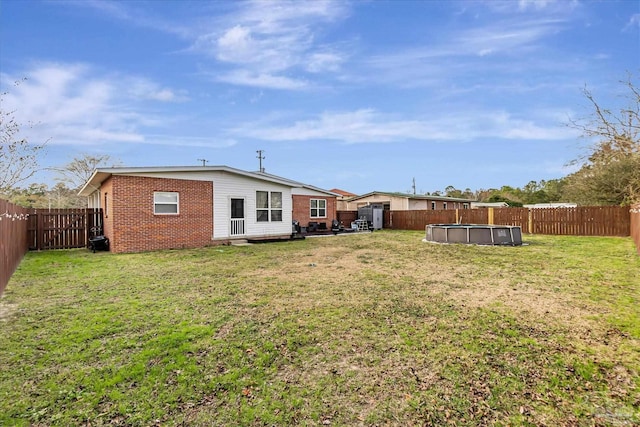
[330,188,358,210]
[471,202,509,209]
[78,166,338,253]
[523,203,577,208]
[341,191,475,211]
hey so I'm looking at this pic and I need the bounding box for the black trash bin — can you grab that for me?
[89,235,109,253]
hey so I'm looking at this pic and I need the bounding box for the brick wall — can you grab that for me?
[292,195,337,228]
[110,176,213,253]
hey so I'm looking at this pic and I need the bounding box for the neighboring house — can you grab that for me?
[523,203,577,208]
[341,191,475,211]
[78,166,337,253]
[330,188,358,210]
[471,202,509,209]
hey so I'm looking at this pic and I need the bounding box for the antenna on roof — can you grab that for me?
[197,158,208,166]
[256,150,265,173]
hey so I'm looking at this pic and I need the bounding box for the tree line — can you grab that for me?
[0,154,117,208]
[428,179,566,207]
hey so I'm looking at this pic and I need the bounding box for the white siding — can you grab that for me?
[211,172,292,239]
[408,199,428,210]
[87,191,100,208]
[346,195,405,210]
[291,187,333,197]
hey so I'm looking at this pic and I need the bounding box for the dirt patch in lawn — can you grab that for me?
[0,300,18,322]
[242,241,598,333]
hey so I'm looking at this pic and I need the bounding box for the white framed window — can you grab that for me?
[257,191,269,222]
[443,202,448,210]
[463,203,469,209]
[256,191,283,222]
[154,192,179,215]
[271,192,283,222]
[310,199,326,218]
[431,201,436,210]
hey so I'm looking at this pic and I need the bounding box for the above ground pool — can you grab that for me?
[425,224,523,246]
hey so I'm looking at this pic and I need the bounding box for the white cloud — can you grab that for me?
[143,135,237,148]
[215,70,309,90]
[66,0,192,38]
[230,108,577,144]
[127,78,189,102]
[216,25,256,63]
[190,0,350,89]
[361,15,571,90]
[624,13,640,31]
[306,51,345,73]
[518,0,556,11]
[0,63,189,146]
[459,19,564,56]
[482,0,579,14]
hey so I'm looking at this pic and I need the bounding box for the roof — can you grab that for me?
[346,191,476,203]
[523,203,578,208]
[78,166,338,197]
[330,188,357,197]
[471,202,509,208]
[253,171,339,196]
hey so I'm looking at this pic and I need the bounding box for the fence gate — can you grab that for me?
[28,209,103,250]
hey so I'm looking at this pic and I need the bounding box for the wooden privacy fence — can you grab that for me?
[27,208,103,250]
[338,206,631,237]
[529,206,629,236]
[1,205,103,295]
[0,199,30,296]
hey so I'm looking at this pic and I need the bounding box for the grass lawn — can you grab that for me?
[1,231,639,426]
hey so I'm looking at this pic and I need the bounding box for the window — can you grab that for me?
[256,191,283,222]
[463,203,469,209]
[154,192,179,214]
[310,199,327,218]
[256,191,269,222]
[231,198,244,219]
[431,201,436,210]
[443,202,448,210]
[271,192,283,221]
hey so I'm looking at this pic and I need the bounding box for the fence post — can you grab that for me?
[455,209,459,224]
[488,208,494,225]
[528,209,533,234]
[36,211,43,250]
[85,209,91,247]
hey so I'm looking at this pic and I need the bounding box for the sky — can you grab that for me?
[1,0,639,195]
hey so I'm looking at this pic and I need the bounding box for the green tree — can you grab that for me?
[6,182,88,208]
[487,194,523,207]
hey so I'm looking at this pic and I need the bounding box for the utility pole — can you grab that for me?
[197,158,208,166]
[412,177,416,195]
[256,150,265,173]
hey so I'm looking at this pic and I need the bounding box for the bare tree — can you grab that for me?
[565,73,640,205]
[0,82,47,194]
[52,153,120,190]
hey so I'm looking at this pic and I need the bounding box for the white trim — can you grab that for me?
[229,197,246,236]
[310,198,327,218]
[154,191,179,215]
